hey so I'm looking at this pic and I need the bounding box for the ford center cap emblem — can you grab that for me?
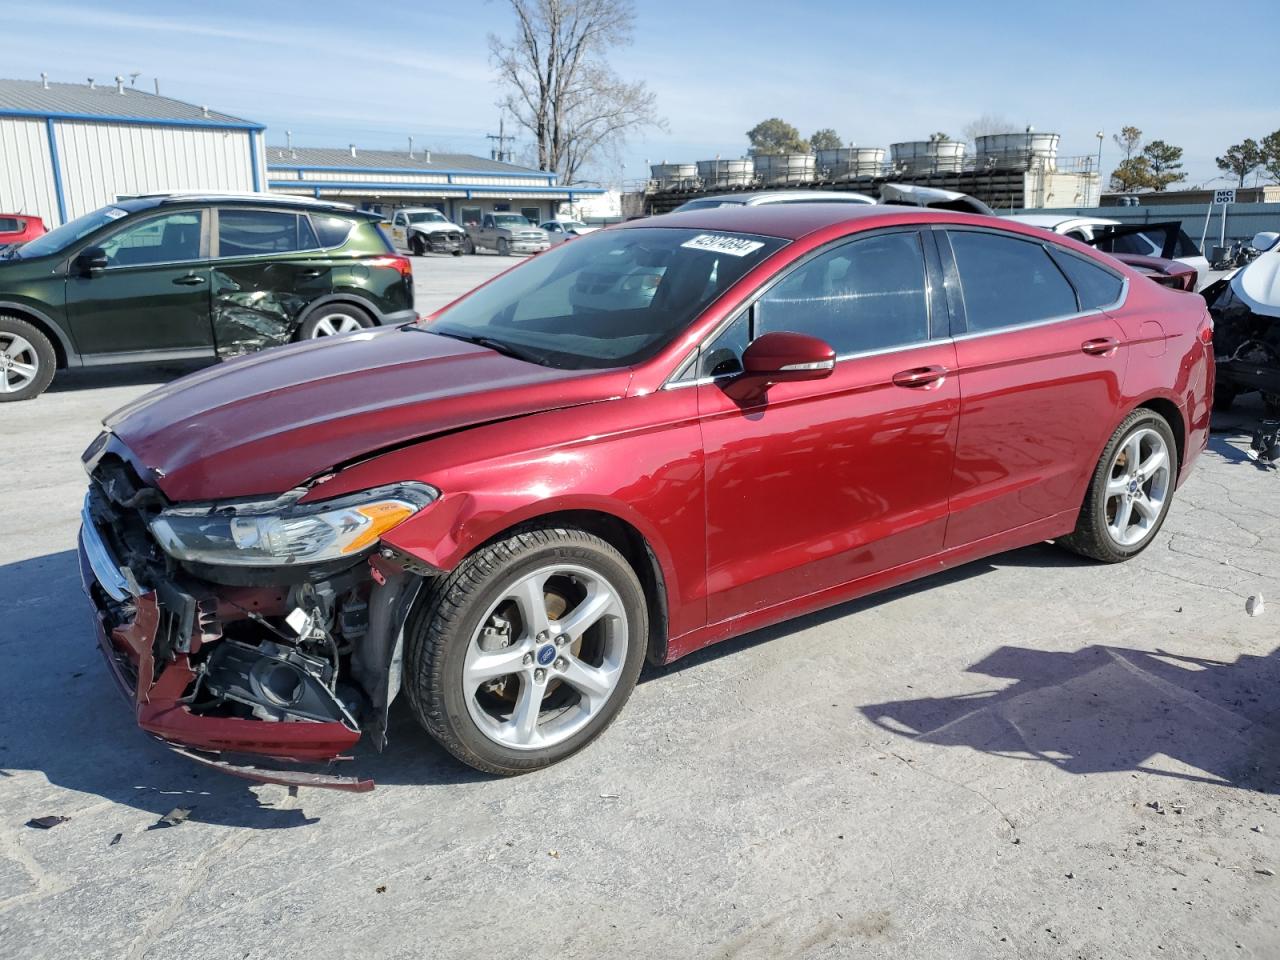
[537,644,557,666]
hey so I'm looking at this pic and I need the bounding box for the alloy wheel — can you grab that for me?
[0,333,40,395]
[1104,426,1172,547]
[462,563,629,750]
[308,312,365,337]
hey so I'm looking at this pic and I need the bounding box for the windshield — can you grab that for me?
[407,211,448,224]
[16,205,133,258]
[492,214,532,227]
[428,226,786,369]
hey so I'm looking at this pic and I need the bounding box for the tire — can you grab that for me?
[405,525,648,775]
[464,238,476,255]
[498,238,510,257]
[0,314,56,402]
[1212,383,1238,412]
[451,248,463,257]
[410,235,425,256]
[1059,409,1178,563]
[297,303,375,340]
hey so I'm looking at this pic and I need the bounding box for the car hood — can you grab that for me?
[414,223,464,233]
[105,326,630,502]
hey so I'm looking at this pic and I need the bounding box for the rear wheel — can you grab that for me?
[298,304,374,339]
[0,315,56,402]
[405,525,648,775]
[1059,409,1177,562]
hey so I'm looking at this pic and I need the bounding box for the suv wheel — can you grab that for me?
[405,525,648,775]
[1059,409,1177,562]
[298,305,374,339]
[0,315,56,402]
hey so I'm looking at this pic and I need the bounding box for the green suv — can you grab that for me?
[0,193,415,401]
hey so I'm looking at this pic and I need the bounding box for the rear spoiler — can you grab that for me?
[1086,221,1183,260]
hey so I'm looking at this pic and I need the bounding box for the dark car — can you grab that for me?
[0,193,414,401]
[79,205,1212,789]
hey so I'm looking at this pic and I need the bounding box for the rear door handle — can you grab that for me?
[892,365,949,388]
[172,274,206,286]
[1081,337,1119,356]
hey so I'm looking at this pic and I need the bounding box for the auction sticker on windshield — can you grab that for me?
[681,234,765,257]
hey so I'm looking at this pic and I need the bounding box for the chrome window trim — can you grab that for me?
[947,276,1129,343]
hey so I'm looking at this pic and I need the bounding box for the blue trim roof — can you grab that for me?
[269,163,557,182]
[269,180,603,196]
[0,107,264,130]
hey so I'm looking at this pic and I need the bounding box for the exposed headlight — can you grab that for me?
[148,482,438,567]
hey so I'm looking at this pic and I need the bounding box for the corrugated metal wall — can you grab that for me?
[0,117,58,223]
[55,122,258,219]
[1013,202,1280,251]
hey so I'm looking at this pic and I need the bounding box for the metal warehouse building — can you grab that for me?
[266,146,601,226]
[0,77,265,227]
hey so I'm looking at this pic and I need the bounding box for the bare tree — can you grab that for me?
[961,114,1017,144]
[489,0,663,184]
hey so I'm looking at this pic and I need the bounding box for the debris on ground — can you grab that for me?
[375,885,387,893]
[1246,594,1264,617]
[150,807,193,829]
[109,833,122,846]
[1257,868,1275,877]
[25,815,69,829]
[548,849,560,859]
[1147,801,1166,815]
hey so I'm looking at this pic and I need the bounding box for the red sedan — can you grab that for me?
[79,205,1213,788]
[0,213,45,247]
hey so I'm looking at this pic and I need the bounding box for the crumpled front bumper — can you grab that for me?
[78,523,373,792]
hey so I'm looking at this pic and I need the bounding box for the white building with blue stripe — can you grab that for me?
[0,77,265,227]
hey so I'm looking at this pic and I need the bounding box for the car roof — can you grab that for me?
[120,191,362,214]
[683,190,875,206]
[622,203,1003,240]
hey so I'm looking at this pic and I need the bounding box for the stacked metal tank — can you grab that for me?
[752,153,817,186]
[649,163,699,190]
[695,158,754,189]
[890,140,967,174]
[815,147,886,180]
[974,132,1060,171]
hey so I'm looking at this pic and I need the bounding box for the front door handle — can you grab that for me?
[298,268,325,278]
[1081,337,1119,356]
[172,274,206,286]
[892,365,949,388]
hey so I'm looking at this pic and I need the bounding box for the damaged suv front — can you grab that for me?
[80,435,436,791]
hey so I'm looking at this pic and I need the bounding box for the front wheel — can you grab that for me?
[410,235,425,256]
[405,526,648,775]
[464,238,476,255]
[498,238,510,257]
[0,315,56,402]
[1059,409,1177,562]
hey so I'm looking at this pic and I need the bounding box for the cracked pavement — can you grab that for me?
[1,260,1278,958]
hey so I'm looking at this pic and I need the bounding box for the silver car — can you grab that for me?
[669,190,875,214]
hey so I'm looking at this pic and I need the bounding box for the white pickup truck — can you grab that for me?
[463,213,549,256]
[384,208,466,256]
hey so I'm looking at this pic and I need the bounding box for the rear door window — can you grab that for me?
[755,231,931,355]
[218,209,317,256]
[310,214,355,248]
[947,231,1077,333]
[0,217,21,232]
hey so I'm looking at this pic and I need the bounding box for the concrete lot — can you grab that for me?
[1,254,1279,959]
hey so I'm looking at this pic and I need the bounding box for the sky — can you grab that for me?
[3,0,1278,189]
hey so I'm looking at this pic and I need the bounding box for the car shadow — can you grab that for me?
[860,642,1280,794]
[45,361,214,394]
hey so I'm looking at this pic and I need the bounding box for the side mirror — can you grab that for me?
[74,246,108,277]
[740,331,836,384]
[1252,231,1279,253]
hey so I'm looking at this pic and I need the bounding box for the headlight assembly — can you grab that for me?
[148,482,438,567]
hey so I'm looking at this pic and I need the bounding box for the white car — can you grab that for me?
[1004,214,1210,290]
[669,190,876,213]
[540,220,598,246]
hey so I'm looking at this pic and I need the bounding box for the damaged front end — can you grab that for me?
[1206,279,1280,413]
[79,437,434,791]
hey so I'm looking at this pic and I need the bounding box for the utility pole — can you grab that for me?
[487,117,515,163]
